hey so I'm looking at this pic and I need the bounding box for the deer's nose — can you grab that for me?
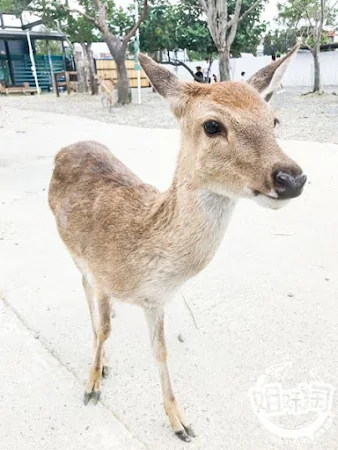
[273,171,307,199]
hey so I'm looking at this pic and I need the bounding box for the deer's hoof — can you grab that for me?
[102,365,109,379]
[175,430,191,442]
[185,425,196,438]
[175,425,196,442]
[83,390,101,405]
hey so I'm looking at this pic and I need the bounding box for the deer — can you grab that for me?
[48,45,306,443]
[98,78,115,112]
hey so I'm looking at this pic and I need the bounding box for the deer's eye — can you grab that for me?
[274,118,280,127]
[204,120,223,136]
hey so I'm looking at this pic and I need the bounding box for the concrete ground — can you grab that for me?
[0,107,337,450]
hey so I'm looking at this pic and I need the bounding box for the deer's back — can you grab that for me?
[99,79,114,95]
[49,141,160,292]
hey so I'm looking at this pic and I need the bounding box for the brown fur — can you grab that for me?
[98,79,115,111]
[48,50,305,442]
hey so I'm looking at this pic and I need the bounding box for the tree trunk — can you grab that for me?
[103,33,131,105]
[218,49,230,81]
[85,43,98,95]
[80,43,90,93]
[74,50,87,93]
[312,47,321,92]
[115,54,132,104]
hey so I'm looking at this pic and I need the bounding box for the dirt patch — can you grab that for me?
[1,86,337,144]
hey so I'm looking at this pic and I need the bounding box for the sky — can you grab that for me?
[261,0,279,24]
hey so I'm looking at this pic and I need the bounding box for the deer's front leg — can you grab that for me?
[145,308,195,442]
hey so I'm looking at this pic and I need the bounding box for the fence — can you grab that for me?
[165,51,338,87]
[0,54,65,91]
[96,59,150,88]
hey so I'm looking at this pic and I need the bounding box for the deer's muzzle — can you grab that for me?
[273,171,307,199]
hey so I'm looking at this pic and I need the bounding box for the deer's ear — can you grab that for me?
[139,53,181,99]
[247,44,299,102]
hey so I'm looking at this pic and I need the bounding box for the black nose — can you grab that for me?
[274,171,307,199]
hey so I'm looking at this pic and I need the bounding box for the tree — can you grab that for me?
[230,0,266,56]
[35,5,100,94]
[277,0,338,92]
[138,0,216,80]
[34,0,145,104]
[139,0,266,81]
[64,0,148,104]
[66,16,99,95]
[198,0,266,81]
[0,0,30,13]
[263,29,298,56]
[0,0,141,102]
[137,0,178,58]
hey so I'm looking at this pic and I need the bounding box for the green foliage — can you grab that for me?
[231,0,267,56]
[263,29,298,55]
[277,0,338,47]
[0,0,131,46]
[278,0,337,25]
[108,6,132,37]
[174,0,215,57]
[0,0,30,14]
[139,0,267,60]
[2,0,267,60]
[35,39,63,54]
[137,0,180,55]
[31,1,103,45]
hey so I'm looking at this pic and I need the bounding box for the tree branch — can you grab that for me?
[123,0,149,43]
[198,0,208,13]
[330,0,338,10]
[162,59,205,82]
[61,6,98,27]
[317,0,325,46]
[56,24,73,50]
[229,0,261,26]
[92,0,108,31]
[227,0,242,47]
[298,0,314,27]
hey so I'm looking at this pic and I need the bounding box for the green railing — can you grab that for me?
[0,54,65,91]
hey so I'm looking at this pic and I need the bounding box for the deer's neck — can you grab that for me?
[150,165,236,276]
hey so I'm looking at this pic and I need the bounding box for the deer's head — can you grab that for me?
[139,48,306,209]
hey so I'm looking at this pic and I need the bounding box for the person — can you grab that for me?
[240,71,246,82]
[194,66,204,83]
[212,74,217,83]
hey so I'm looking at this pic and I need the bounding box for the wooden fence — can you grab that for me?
[96,59,150,88]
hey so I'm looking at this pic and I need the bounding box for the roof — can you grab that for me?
[300,42,338,51]
[0,28,64,40]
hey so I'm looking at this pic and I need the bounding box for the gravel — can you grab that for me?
[1,86,337,144]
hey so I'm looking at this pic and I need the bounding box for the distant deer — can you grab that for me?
[49,46,306,443]
[99,78,115,112]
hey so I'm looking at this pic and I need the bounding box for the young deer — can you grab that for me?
[99,78,115,112]
[48,46,306,442]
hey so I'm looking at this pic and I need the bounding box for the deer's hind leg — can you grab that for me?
[82,276,111,405]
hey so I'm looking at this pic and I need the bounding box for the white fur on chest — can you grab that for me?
[133,190,236,306]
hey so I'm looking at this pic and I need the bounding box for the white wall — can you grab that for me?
[165,50,338,87]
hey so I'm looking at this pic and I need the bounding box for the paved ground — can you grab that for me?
[0,86,338,143]
[1,106,338,450]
